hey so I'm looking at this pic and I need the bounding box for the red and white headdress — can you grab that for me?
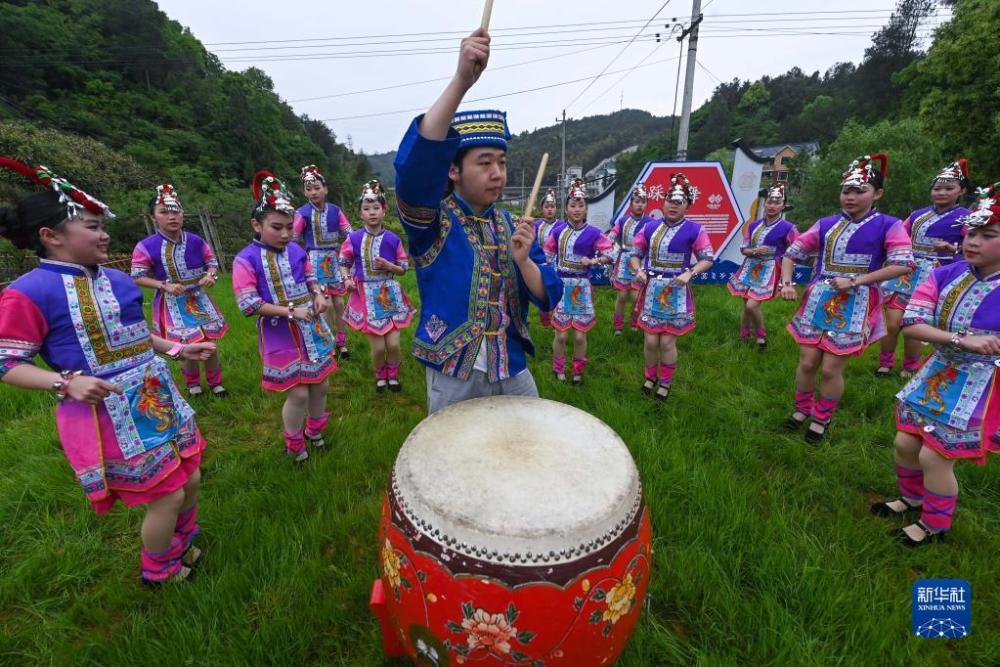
[765,182,786,202]
[154,183,183,212]
[932,159,969,187]
[567,178,587,201]
[252,170,294,216]
[841,153,888,189]
[300,164,326,186]
[957,183,1000,229]
[541,188,557,206]
[630,183,648,201]
[359,179,387,207]
[0,157,114,219]
[667,173,694,204]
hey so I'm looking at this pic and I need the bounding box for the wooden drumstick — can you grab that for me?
[481,0,494,30]
[523,152,550,218]
[473,0,494,78]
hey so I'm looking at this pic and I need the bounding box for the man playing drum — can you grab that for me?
[393,27,563,414]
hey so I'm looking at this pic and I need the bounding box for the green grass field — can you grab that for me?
[1,277,998,666]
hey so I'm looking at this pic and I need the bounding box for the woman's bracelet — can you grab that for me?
[52,370,82,401]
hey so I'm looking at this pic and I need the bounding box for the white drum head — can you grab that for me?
[392,396,641,565]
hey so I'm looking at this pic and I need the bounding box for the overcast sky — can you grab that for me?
[155,1,947,154]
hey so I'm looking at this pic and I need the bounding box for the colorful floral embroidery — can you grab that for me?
[445,602,536,663]
[425,314,448,342]
[444,602,535,661]
[382,538,411,600]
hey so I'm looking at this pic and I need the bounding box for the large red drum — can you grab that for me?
[371,396,652,666]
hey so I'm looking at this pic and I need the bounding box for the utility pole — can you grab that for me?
[558,109,567,216]
[675,0,703,161]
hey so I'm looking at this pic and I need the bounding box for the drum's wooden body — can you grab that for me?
[373,396,652,666]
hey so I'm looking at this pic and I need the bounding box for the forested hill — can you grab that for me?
[0,0,370,209]
[366,109,674,186]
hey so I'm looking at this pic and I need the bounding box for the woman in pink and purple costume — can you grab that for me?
[293,164,353,359]
[727,182,798,350]
[607,183,652,335]
[232,171,336,463]
[544,178,615,384]
[0,158,215,586]
[340,180,415,392]
[630,173,715,400]
[533,188,560,328]
[779,154,915,443]
[870,184,1000,546]
[131,184,229,396]
[876,159,971,379]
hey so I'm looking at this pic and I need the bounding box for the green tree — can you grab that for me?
[789,118,947,226]
[898,0,1000,177]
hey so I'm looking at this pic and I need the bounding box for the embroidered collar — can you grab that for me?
[252,238,287,253]
[842,209,879,224]
[363,226,385,237]
[932,203,961,216]
[452,191,497,219]
[664,216,686,227]
[39,258,99,278]
[157,229,184,243]
[762,215,783,226]
[971,265,1000,282]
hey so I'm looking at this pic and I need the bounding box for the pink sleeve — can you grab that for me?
[395,243,408,262]
[885,219,913,252]
[633,228,649,256]
[692,228,714,261]
[292,212,307,240]
[304,256,318,285]
[339,210,352,234]
[231,257,263,315]
[201,240,219,268]
[786,227,799,245]
[594,233,615,260]
[130,243,154,278]
[339,239,355,267]
[901,270,938,327]
[607,221,622,243]
[785,222,821,261]
[0,289,48,376]
[543,231,557,255]
[902,216,913,236]
[885,219,917,267]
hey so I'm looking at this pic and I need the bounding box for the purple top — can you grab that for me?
[0,261,154,379]
[542,221,615,279]
[607,213,652,250]
[338,228,409,282]
[232,240,317,315]
[904,204,969,261]
[130,231,217,284]
[903,261,1000,334]
[786,210,915,281]
[743,217,798,260]
[293,202,352,250]
[633,218,714,276]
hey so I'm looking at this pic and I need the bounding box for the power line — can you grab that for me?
[577,43,670,115]
[0,8,948,57]
[289,42,619,104]
[564,0,676,112]
[319,53,683,124]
